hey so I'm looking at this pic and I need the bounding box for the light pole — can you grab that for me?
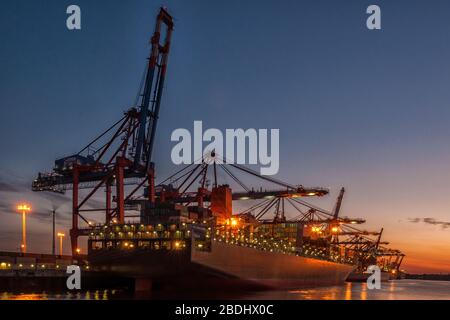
[17,204,31,253]
[52,210,56,256]
[57,232,65,256]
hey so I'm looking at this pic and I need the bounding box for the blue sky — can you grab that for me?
[1,0,450,272]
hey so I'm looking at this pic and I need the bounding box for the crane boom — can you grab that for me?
[134,8,174,170]
[333,187,345,219]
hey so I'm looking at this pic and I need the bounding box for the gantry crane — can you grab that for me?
[32,7,174,255]
[31,7,326,255]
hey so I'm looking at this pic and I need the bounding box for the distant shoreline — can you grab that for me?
[405,274,450,281]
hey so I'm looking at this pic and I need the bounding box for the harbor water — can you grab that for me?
[0,280,449,300]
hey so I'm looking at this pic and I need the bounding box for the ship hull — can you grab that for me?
[192,241,355,288]
[89,241,355,289]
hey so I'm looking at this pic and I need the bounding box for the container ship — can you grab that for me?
[86,186,357,289]
[31,7,405,291]
[83,186,403,289]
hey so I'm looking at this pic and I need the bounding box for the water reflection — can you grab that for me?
[1,280,449,300]
[240,280,450,300]
[344,282,352,300]
[388,281,396,300]
[0,289,120,300]
[360,283,367,300]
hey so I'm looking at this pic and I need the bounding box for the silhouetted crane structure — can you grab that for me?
[31,8,327,256]
[233,185,404,272]
[33,7,174,254]
[31,8,404,274]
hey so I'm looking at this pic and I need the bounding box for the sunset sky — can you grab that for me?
[0,0,449,273]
